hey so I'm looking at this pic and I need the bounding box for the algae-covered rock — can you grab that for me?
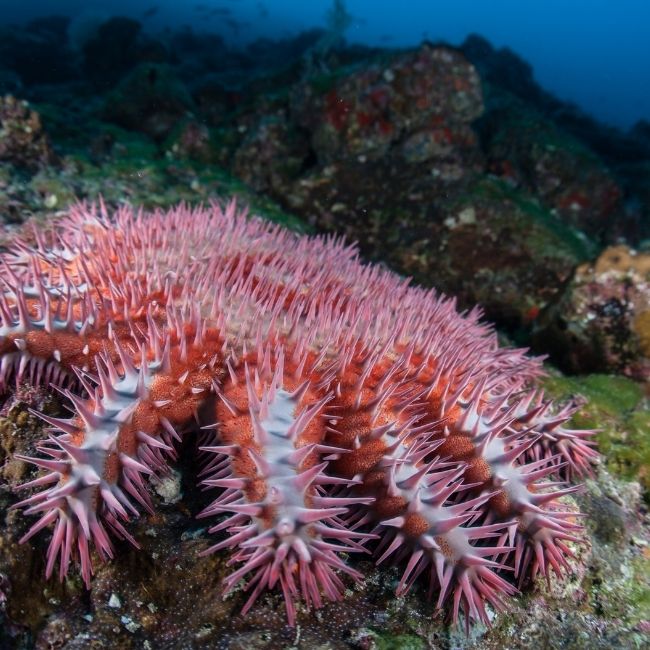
[534,246,650,381]
[287,172,591,331]
[0,95,58,171]
[232,111,310,193]
[542,372,650,499]
[103,64,194,141]
[385,177,592,329]
[163,119,219,165]
[291,43,483,165]
[478,97,623,238]
[0,112,309,234]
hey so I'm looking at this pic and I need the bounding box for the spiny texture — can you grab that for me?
[0,201,597,627]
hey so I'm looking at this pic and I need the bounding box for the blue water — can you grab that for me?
[2,0,649,130]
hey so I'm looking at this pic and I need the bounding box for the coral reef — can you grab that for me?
[0,202,594,631]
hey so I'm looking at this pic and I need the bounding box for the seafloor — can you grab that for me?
[0,13,649,650]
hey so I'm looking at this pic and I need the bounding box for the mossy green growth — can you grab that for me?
[542,372,650,499]
[587,548,650,631]
[627,554,650,626]
[543,373,644,414]
[20,123,310,235]
[617,410,650,496]
[363,630,425,650]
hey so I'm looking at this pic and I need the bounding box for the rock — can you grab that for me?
[614,160,650,243]
[462,33,545,107]
[35,616,74,650]
[103,64,194,142]
[0,95,57,171]
[192,81,231,127]
[232,112,310,193]
[534,245,650,381]
[291,44,483,164]
[479,98,623,238]
[287,171,590,331]
[164,120,216,165]
[82,17,167,88]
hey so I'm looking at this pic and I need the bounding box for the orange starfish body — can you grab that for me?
[0,202,597,627]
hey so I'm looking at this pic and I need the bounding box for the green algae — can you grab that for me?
[627,555,650,626]
[585,539,650,636]
[373,633,425,650]
[542,372,650,499]
[15,120,309,234]
[22,98,309,233]
[357,630,425,650]
[615,410,650,494]
[543,373,644,414]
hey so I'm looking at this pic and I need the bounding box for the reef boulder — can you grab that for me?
[0,95,57,171]
[534,244,650,381]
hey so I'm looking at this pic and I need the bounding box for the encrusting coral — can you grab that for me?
[0,201,597,628]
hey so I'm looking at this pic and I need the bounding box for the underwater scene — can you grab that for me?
[0,1,649,648]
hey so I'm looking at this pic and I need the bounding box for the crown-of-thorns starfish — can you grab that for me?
[0,201,597,627]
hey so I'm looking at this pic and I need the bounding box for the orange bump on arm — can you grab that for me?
[131,401,161,437]
[463,458,491,486]
[402,513,430,538]
[436,434,474,461]
[331,439,387,479]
